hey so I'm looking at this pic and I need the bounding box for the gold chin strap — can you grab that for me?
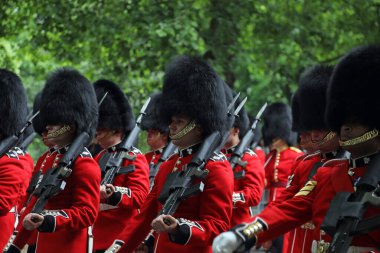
[314,131,336,146]
[170,120,197,140]
[339,128,379,147]
[47,125,72,139]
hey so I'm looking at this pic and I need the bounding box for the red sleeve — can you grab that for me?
[169,158,234,246]
[253,172,318,243]
[115,167,163,253]
[233,151,265,207]
[0,155,26,215]
[254,147,266,165]
[38,157,101,233]
[106,153,150,209]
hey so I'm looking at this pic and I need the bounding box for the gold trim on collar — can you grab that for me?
[339,129,379,147]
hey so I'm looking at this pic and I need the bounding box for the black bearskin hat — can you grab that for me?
[223,81,235,130]
[141,92,168,134]
[160,56,228,137]
[326,45,380,132]
[292,65,334,132]
[0,69,28,139]
[94,79,135,135]
[262,102,297,146]
[32,92,45,136]
[40,68,98,140]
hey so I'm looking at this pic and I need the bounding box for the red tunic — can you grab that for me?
[264,147,303,203]
[93,146,150,250]
[224,148,265,226]
[13,147,101,253]
[254,147,266,165]
[111,146,234,253]
[14,149,58,250]
[145,149,163,167]
[0,148,33,250]
[251,156,380,252]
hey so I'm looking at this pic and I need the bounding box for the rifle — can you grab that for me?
[158,130,222,216]
[149,141,177,187]
[321,152,380,253]
[101,97,151,186]
[0,111,39,158]
[19,132,37,151]
[229,103,267,179]
[157,96,241,217]
[31,131,90,214]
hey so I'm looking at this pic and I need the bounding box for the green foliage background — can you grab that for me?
[1,0,380,159]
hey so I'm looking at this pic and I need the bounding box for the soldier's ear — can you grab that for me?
[233,127,240,137]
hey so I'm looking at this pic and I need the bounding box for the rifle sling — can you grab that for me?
[306,162,324,182]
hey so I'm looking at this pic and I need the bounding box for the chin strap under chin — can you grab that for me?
[339,129,379,147]
[47,125,72,138]
[170,120,197,140]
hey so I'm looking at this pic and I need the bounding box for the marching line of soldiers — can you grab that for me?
[0,44,379,253]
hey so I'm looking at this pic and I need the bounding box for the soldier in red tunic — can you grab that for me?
[213,45,380,253]
[105,56,234,253]
[91,79,150,253]
[270,65,343,253]
[7,68,101,253]
[261,102,303,252]
[0,69,31,251]
[140,92,172,183]
[222,90,265,227]
[9,92,57,253]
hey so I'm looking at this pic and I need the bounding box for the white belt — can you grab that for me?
[312,240,380,253]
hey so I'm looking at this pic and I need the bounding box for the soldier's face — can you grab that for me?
[95,128,122,149]
[146,129,167,150]
[299,131,317,153]
[45,124,75,148]
[339,123,380,158]
[169,115,202,149]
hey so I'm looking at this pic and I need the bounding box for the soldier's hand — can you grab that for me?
[212,231,243,253]
[23,213,44,231]
[151,214,178,234]
[100,184,115,199]
[133,243,149,253]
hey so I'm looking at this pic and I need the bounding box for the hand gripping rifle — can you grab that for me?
[157,96,241,217]
[229,103,267,179]
[101,97,151,187]
[149,141,177,188]
[321,152,380,253]
[0,111,39,158]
